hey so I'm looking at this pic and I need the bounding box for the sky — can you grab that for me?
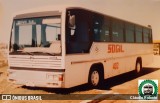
[0,0,160,43]
[0,2,3,38]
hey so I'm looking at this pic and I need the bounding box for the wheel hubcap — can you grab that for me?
[91,71,99,86]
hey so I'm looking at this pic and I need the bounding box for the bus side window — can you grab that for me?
[93,14,104,42]
[149,29,152,43]
[125,23,134,43]
[112,19,124,42]
[103,17,110,42]
[69,15,76,37]
[135,26,143,43]
[143,28,151,43]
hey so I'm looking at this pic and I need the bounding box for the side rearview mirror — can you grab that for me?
[69,15,75,28]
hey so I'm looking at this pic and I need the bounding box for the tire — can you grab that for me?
[135,60,142,74]
[88,67,103,88]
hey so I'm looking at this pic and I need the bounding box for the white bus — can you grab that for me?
[8,7,153,88]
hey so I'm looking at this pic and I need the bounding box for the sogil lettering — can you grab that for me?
[108,44,124,53]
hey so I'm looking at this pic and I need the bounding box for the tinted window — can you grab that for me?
[112,19,124,42]
[125,23,134,43]
[143,28,150,43]
[93,14,104,42]
[101,17,110,42]
[149,29,152,43]
[135,26,143,43]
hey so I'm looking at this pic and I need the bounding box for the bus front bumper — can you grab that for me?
[8,69,65,88]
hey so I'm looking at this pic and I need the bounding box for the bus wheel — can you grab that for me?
[88,68,103,88]
[135,60,142,74]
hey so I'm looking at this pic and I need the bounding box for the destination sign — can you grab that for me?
[16,20,36,26]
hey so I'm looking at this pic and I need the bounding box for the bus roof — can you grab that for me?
[14,11,61,19]
[12,5,68,19]
[13,6,151,29]
[66,7,152,29]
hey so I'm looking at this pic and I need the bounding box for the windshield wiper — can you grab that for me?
[15,50,34,55]
[23,51,34,55]
[30,51,56,56]
[44,52,56,56]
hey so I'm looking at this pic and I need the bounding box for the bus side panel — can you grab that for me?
[64,43,153,88]
[123,43,153,72]
[64,43,125,88]
[65,55,92,88]
[142,53,154,67]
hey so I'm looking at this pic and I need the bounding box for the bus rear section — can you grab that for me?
[8,11,66,88]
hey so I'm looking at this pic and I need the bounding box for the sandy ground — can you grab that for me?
[0,52,7,67]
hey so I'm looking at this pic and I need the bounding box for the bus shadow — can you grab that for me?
[22,67,159,94]
[22,83,91,94]
[22,80,92,94]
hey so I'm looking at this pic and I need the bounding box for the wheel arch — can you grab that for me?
[136,57,142,65]
[88,62,104,82]
[134,57,143,74]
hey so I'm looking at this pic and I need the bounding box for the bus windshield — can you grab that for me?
[10,16,61,55]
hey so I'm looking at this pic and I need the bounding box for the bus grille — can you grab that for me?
[9,55,62,69]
